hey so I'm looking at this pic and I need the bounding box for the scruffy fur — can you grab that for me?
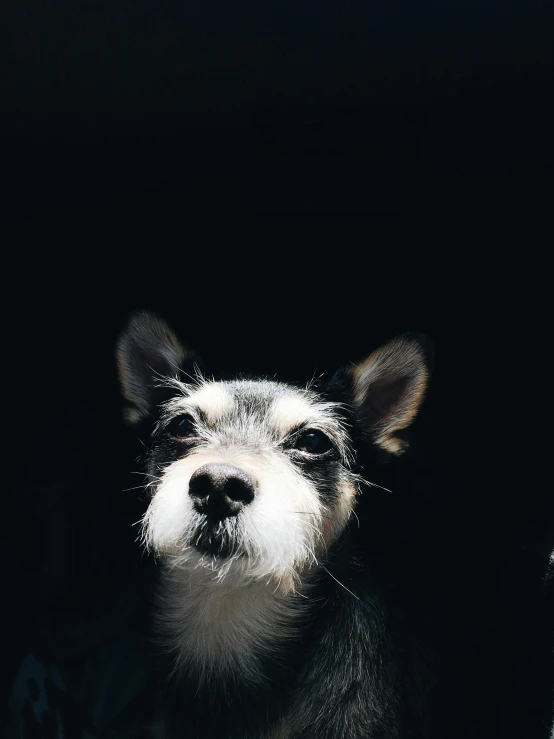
[117,311,435,739]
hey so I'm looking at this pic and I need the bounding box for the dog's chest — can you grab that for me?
[260,714,301,739]
[159,573,304,684]
[261,723,291,739]
[153,572,318,739]
[152,715,295,739]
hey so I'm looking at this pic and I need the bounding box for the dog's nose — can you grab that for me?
[188,463,256,520]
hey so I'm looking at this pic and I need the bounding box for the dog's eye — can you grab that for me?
[167,415,197,439]
[294,430,333,455]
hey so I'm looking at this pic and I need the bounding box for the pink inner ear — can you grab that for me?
[351,337,430,453]
[364,375,411,425]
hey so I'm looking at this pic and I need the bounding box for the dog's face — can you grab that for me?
[139,378,357,589]
[117,312,431,591]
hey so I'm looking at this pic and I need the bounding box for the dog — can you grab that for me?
[116,311,437,739]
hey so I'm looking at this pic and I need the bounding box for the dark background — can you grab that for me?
[3,0,553,737]
[3,0,554,217]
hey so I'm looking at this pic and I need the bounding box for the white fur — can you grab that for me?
[186,382,234,422]
[142,447,324,587]
[156,566,309,685]
[270,395,315,436]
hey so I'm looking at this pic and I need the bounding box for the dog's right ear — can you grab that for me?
[329,332,432,455]
[116,311,198,426]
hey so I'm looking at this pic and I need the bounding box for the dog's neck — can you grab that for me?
[156,564,312,688]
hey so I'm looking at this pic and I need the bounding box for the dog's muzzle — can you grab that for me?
[188,463,256,522]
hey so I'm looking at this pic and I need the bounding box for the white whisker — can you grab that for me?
[321,565,360,601]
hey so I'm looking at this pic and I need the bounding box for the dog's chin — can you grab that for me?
[191,522,240,559]
[193,535,234,558]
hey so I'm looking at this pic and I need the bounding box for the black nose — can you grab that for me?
[188,463,256,520]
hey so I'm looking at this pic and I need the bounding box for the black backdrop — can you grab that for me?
[3,0,553,737]
[3,0,554,216]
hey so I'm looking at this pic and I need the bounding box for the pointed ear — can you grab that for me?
[116,311,199,426]
[347,333,433,455]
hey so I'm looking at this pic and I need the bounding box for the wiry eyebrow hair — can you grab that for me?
[153,400,203,438]
[152,378,355,465]
[271,393,355,464]
[153,375,235,426]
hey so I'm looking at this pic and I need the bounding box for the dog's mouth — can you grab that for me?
[191,520,240,559]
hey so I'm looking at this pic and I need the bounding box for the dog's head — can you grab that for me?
[117,311,431,590]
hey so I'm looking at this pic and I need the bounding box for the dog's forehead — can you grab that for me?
[184,379,323,430]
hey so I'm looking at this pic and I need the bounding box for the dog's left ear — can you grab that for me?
[116,311,199,426]
[343,333,433,455]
